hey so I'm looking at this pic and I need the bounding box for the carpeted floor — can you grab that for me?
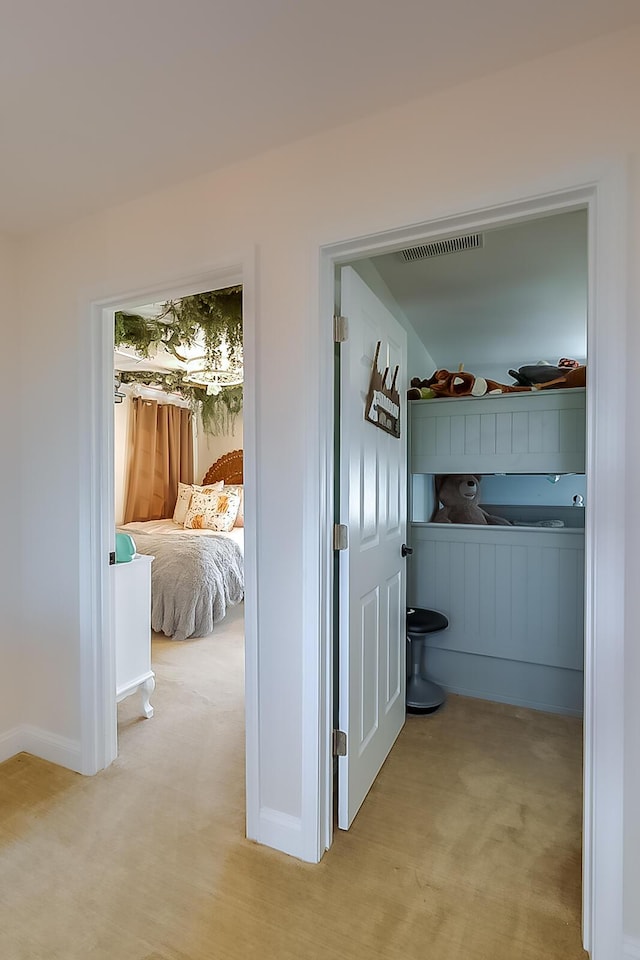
[0,603,586,960]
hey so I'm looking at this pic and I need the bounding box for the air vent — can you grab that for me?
[399,233,484,262]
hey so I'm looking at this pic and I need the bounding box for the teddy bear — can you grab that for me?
[432,475,511,525]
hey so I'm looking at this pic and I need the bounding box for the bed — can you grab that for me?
[408,391,586,715]
[410,387,586,475]
[118,450,245,640]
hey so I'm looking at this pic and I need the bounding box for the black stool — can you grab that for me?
[406,607,448,713]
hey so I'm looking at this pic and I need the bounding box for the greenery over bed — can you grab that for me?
[115,287,243,435]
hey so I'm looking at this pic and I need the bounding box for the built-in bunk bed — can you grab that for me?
[407,387,586,716]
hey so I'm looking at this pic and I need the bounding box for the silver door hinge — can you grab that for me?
[332,730,347,756]
[333,523,349,551]
[334,315,348,343]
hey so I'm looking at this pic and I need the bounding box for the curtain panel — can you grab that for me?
[123,398,194,523]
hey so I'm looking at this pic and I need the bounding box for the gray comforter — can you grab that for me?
[122,529,244,640]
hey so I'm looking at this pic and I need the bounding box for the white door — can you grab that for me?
[338,266,408,829]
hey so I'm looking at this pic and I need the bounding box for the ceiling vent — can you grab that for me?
[399,233,484,262]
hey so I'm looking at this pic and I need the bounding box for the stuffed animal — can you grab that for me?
[432,475,511,525]
[509,359,586,389]
[408,369,531,400]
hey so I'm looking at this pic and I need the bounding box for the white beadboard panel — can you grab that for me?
[410,388,586,475]
[408,523,585,683]
[425,648,584,716]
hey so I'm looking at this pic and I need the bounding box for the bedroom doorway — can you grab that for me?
[83,257,260,845]
[322,178,626,956]
[113,287,246,759]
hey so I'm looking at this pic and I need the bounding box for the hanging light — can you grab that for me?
[183,355,243,394]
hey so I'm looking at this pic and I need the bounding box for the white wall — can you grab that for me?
[0,235,21,749]
[196,410,243,484]
[12,26,640,934]
[480,474,587,506]
[350,260,436,380]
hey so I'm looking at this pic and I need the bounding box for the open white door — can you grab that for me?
[337,266,407,829]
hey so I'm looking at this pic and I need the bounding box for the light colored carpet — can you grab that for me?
[0,604,586,960]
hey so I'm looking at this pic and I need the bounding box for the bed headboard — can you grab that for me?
[202,449,243,486]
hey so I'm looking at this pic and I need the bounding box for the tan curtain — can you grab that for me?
[123,398,194,522]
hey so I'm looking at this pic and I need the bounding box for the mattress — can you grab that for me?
[120,519,244,555]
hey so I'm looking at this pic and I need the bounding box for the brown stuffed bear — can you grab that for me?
[432,475,511,525]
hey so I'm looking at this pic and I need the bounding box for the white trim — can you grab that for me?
[0,724,82,772]
[21,726,83,772]
[80,254,262,847]
[256,809,307,860]
[317,165,626,958]
[624,937,640,960]
[0,726,24,764]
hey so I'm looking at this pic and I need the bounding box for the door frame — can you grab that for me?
[318,169,626,958]
[78,253,261,843]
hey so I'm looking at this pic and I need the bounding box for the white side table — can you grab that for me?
[114,554,155,718]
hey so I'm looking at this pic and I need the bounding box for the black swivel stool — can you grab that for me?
[406,607,448,713]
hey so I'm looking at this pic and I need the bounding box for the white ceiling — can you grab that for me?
[2,0,639,236]
[370,210,587,375]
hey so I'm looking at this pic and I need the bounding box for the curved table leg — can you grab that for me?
[141,675,155,719]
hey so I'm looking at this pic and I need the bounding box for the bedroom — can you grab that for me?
[112,287,246,749]
[334,207,587,930]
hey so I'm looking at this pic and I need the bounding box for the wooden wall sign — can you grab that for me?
[364,341,401,438]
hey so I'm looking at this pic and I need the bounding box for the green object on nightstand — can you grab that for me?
[115,532,136,563]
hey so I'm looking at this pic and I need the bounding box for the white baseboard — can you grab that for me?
[21,725,82,773]
[0,726,25,764]
[0,724,82,773]
[624,937,640,959]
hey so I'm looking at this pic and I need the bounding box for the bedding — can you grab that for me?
[118,520,244,640]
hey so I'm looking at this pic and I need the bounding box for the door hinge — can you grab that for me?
[332,729,347,756]
[333,523,349,551]
[334,314,348,343]
[109,551,116,566]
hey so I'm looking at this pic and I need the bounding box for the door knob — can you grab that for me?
[401,544,413,558]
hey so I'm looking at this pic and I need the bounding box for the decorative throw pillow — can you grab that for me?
[224,484,244,527]
[184,489,241,532]
[173,480,223,525]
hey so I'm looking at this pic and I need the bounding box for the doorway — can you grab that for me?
[81,259,261,844]
[321,180,626,957]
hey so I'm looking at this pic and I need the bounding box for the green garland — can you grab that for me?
[115,287,243,368]
[118,371,243,437]
[115,287,243,436]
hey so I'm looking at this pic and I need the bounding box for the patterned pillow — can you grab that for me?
[173,480,223,525]
[184,489,241,532]
[224,484,244,527]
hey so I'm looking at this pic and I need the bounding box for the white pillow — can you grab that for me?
[173,480,223,525]
[184,489,241,532]
[224,484,244,527]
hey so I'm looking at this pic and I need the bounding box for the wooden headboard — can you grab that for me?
[202,449,243,486]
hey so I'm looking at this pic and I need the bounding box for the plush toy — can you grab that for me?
[432,475,511,525]
[408,369,531,400]
[509,359,586,389]
[533,364,586,390]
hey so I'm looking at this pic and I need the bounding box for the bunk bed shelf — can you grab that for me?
[410,387,585,475]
